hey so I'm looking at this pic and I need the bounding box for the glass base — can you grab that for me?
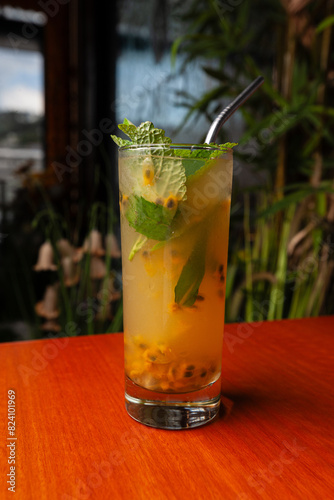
[125,375,221,430]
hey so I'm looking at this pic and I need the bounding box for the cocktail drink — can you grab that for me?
[113,120,234,429]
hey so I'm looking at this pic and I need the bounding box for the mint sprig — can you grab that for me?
[111,119,236,168]
[112,118,236,182]
[112,118,172,146]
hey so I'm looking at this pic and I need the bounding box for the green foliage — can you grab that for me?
[173,0,334,320]
[226,188,334,322]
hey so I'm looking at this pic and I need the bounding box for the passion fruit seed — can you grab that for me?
[155,197,164,205]
[120,193,129,209]
[125,337,218,392]
[142,159,155,186]
[164,195,178,210]
[196,295,205,302]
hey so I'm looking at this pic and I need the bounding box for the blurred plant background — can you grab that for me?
[0,164,123,341]
[0,0,333,342]
[172,0,334,321]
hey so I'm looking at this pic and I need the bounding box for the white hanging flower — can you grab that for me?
[61,256,79,287]
[83,229,105,256]
[105,233,121,258]
[90,256,106,280]
[35,283,60,319]
[57,239,75,258]
[41,319,61,332]
[95,302,112,321]
[34,241,57,271]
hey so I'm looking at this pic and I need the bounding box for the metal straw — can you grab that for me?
[205,76,264,144]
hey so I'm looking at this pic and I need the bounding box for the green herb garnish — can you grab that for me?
[126,195,177,241]
[128,235,147,261]
[111,118,236,179]
[176,144,236,178]
[174,238,207,307]
[151,155,187,201]
[112,118,172,147]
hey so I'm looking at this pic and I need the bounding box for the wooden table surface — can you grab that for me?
[1,316,334,500]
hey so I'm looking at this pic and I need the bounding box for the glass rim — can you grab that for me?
[119,143,233,152]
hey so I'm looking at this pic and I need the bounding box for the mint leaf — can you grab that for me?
[125,195,177,241]
[172,143,236,159]
[110,135,132,148]
[171,142,237,178]
[182,158,206,177]
[116,119,172,145]
[174,239,207,307]
[112,119,187,201]
[152,155,187,201]
[129,234,147,261]
[136,121,172,144]
[111,119,237,156]
[118,121,139,141]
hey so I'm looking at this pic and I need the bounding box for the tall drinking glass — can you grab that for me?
[118,144,233,429]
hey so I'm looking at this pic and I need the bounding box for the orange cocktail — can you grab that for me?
[117,132,233,428]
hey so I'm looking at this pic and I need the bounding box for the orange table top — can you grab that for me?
[1,316,334,500]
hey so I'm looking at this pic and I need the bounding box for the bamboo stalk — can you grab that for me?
[268,203,295,320]
[296,278,314,317]
[303,1,334,317]
[306,242,329,315]
[318,262,334,315]
[229,287,245,323]
[243,193,253,321]
[288,276,303,318]
[226,264,238,301]
[275,13,296,194]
